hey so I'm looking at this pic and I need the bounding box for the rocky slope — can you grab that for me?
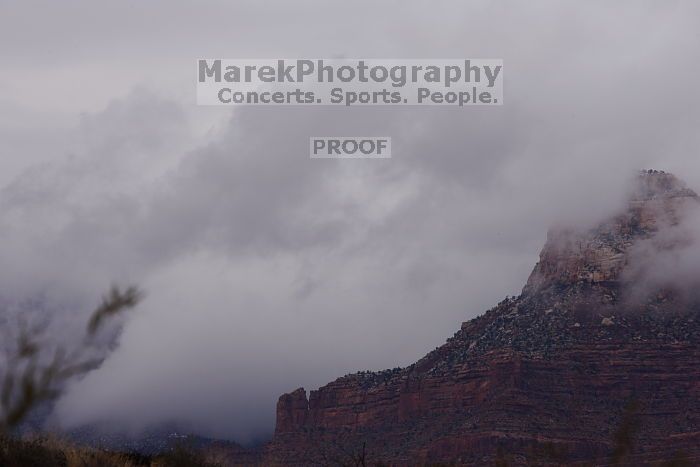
[264,171,700,466]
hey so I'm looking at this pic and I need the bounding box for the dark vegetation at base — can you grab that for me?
[1,432,695,467]
[0,435,221,467]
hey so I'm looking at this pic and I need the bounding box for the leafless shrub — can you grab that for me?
[0,285,143,432]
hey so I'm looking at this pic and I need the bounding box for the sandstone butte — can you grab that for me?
[241,171,700,466]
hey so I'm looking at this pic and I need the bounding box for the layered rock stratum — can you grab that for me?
[260,171,700,466]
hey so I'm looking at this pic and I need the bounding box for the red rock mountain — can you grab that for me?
[260,171,700,466]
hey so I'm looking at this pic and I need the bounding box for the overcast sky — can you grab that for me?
[1,0,700,443]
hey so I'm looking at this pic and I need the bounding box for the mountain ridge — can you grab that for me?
[262,170,700,465]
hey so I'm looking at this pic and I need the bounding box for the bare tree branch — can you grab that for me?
[0,285,143,433]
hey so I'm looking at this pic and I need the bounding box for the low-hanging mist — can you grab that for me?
[0,0,700,445]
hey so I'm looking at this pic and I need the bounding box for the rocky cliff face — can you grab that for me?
[264,171,700,466]
[525,170,697,295]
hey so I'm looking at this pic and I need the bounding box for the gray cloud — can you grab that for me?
[623,196,700,300]
[0,0,699,444]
